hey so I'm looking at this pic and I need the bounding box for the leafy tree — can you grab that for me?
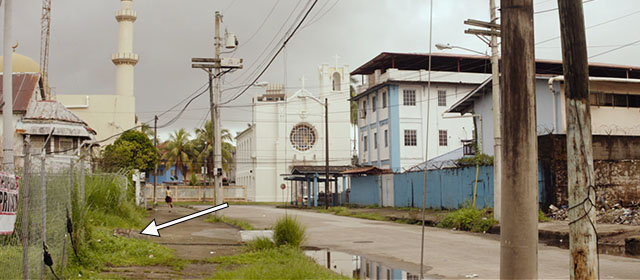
[161,129,193,178]
[100,130,158,172]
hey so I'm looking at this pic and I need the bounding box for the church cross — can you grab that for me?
[300,76,307,90]
[333,54,340,69]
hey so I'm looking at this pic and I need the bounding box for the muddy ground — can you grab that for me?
[101,205,242,279]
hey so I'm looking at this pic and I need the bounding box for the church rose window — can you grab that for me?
[290,124,317,151]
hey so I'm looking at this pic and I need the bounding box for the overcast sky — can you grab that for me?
[4,0,640,142]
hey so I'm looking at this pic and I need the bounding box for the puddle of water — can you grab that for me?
[305,249,424,280]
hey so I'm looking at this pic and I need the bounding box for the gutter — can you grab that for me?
[547,75,640,133]
[65,95,90,109]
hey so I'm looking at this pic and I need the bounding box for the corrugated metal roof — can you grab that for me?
[351,52,640,79]
[289,165,353,175]
[341,166,393,175]
[24,100,86,124]
[0,73,41,113]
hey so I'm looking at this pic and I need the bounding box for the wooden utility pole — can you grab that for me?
[213,11,222,206]
[557,0,598,278]
[153,115,158,205]
[499,0,538,278]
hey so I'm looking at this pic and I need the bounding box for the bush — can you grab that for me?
[189,173,199,186]
[273,216,306,248]
[438,204,497,232]
[456,153,494,166]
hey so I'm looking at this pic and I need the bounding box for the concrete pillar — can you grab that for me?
[313,173,319,207]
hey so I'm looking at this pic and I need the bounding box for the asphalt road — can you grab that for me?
[202,205,640,279]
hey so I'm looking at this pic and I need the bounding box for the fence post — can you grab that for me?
[40,154,47,279]
[21,136,31,280]
[79,156,85,205]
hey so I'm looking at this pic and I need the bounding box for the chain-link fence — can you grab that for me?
[0,141,128,279]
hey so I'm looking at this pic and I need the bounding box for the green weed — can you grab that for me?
[204,214,255,230]
[273,216,306,248]
[209,246,348,279]
[438,203,497,232]
[247,237,275,251]
[539,209,551,222]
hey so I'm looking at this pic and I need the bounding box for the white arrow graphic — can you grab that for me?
[140,203,229,237]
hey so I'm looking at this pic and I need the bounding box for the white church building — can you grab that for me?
[235,63,352,202]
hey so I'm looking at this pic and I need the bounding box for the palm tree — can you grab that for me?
[161,129,193,180]
[140,123,154,139]
[193,120,234,176]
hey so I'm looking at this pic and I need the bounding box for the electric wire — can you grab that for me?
[534,0,595,15]
[222,0,319,105]
[234,0,281,51]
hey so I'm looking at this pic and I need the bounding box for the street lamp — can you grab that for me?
[298,95,330,209]
[435,43,488,56]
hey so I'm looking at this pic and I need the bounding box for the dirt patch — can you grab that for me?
[101,205,242,279]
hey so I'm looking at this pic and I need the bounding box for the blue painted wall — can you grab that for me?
[349,164,547,209]
[388,85,401,172]
[147,164,184,184]
[349,175,380,206]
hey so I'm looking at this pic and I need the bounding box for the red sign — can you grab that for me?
[0,172,19,235]
[280,183,286,190]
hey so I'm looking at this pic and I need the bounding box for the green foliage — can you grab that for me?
[204,214,255,230]
[209,247,348,279]
[438,203,497,232]
[100,130,159,172]
[247,237,275,251]
[65,229,186,278]
[539,209,551,222]
[456,153,494,167]
[84,174,145,229]
[316,206,389,221]
[273,216,306,248]
[189,173,199,186]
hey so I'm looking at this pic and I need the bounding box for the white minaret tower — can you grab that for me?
[111,0,138,96]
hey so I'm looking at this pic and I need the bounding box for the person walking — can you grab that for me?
[165,186,173,212]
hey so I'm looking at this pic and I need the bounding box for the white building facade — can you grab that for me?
[351,53,489,172]
[235,63,352,202]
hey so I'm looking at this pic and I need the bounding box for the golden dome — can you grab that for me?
[0,53,41,73]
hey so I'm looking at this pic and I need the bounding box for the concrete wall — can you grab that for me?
[538,134,640,207]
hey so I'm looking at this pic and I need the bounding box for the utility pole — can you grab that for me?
[499,0,538,278]
[2,0,14,173]
[462,1,502,220]
[489,0,502,221]
[557,0,598,278]
[153,115,158,205]
[192,11,242,205]
[324,98,329,209]
[213,11,222,206]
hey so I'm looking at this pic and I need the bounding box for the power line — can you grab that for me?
[589,39,640,59]
[536,9,640,45]
[222,0,319,105]
[234,0,281,51]
[534,0,595,15]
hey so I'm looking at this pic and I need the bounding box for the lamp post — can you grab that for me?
[299,95,329,209]
[435,43,488,56]
[437,42,502,221]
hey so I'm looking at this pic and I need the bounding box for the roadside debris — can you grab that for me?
[548,202,640,226]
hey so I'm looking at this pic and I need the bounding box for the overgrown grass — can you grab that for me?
[315,206,389,221]
[539,209,551,222]
[204,214,256,230]
[208,246,348,279]
[273,216,306,247]
[438,203,497,233]
[64,173,185,278]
